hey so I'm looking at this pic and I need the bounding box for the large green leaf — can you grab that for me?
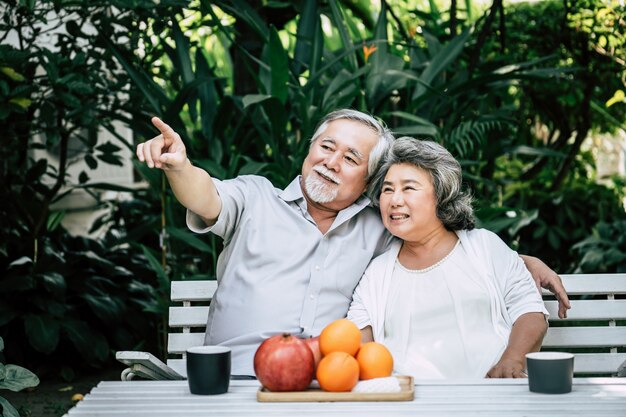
[62,319,108,362]
[338,0,375,29]
[171,21,194,86]
[0,396,20,417]
[238,157,268,176]
[242,94,273,108]
[327,0,357,72]
[140,245,169,291]
[102,38,168,114]
[195,49,218,140]
[366,65,412,109]
[76,250,117,273]
[212,0,269,40]
[46,210,65,232]
[163,77,213,125]
[38,271,66,296]
[0,303,18,326]
[163,20,197,122]
[167,227,212,253]
[83,292,124,321]
[392,125,439,137]
[0,275,34,292]
[369,1,389,75]
[293,0,322,77]
[0,364,39,392]
[267,26,289,104]
[7,257,32,268]
[24,315,59,354]
[321,68,361,112]
[259,97,287,145]
[507,145,565,158]
[413,28,471,101]
[591,100,626,130]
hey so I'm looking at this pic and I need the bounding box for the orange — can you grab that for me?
[316,351,360,392]
[356,342,394,380]
[319,319,361,357]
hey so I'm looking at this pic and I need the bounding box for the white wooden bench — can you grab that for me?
[541,273,626,375]
[117,280,217,380]
[116,274,626,380]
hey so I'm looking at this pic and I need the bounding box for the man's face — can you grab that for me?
[301,119,379,211]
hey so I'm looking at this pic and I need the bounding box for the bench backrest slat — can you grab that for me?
[168,333,206,355]
[543,327,626,348]
[169,306,210,328]
[171,280,217,302]
[541,274,626,295]
[543,300,626,321]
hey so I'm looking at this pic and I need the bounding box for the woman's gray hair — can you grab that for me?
[310,109,394,182]
[369,137,475,231]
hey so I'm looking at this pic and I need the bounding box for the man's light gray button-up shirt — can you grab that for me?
[186,175,392,376]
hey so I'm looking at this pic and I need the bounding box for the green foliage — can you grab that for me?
[489,0,625,189]
[0,0,169,375]
[0,232,160,376]
[99,0,625,276]
[567,0,626,112]
[0,336,39,417]
[491,151,626,272]
[573,220,626,273]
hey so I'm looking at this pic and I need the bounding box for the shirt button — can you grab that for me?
[310,294,315,300]
[315,265,320,271]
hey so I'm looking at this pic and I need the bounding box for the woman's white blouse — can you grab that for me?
[384,240,508,378]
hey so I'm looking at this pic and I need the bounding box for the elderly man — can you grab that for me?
[136,109,570,376]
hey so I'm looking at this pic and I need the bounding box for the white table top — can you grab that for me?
[65,378,626,416]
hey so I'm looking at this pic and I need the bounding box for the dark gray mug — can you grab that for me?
[186,346,231,395]
[526,352,574,394]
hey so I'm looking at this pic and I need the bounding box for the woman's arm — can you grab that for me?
[360,326,374,343]
[486,312,547,378]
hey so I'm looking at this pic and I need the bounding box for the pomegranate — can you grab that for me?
[303,336,322,369]
[253,333,314,391]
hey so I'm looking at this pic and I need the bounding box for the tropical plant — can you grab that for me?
[0,0,166,374]
[573,219,626,273]
[0,337,39,417]
[0,231,161,378]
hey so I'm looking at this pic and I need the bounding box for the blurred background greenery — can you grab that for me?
[1,0,625,383]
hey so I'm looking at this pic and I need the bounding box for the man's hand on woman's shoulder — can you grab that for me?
[520,255,571,319]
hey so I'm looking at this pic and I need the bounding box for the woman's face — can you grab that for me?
[379,163,441,240]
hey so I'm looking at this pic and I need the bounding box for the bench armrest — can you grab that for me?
[116,351,185,381]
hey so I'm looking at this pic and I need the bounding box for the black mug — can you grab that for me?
[526,352,574,394]
[186,346,231,395]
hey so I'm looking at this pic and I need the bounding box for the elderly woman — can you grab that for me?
[347,137,548,379]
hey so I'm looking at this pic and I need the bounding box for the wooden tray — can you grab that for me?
[257,376,414,402]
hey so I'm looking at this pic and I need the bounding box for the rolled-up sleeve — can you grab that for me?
[186,177,249,243]
[490,236,549,323]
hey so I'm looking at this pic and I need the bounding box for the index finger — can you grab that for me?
[151,117,175,137]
